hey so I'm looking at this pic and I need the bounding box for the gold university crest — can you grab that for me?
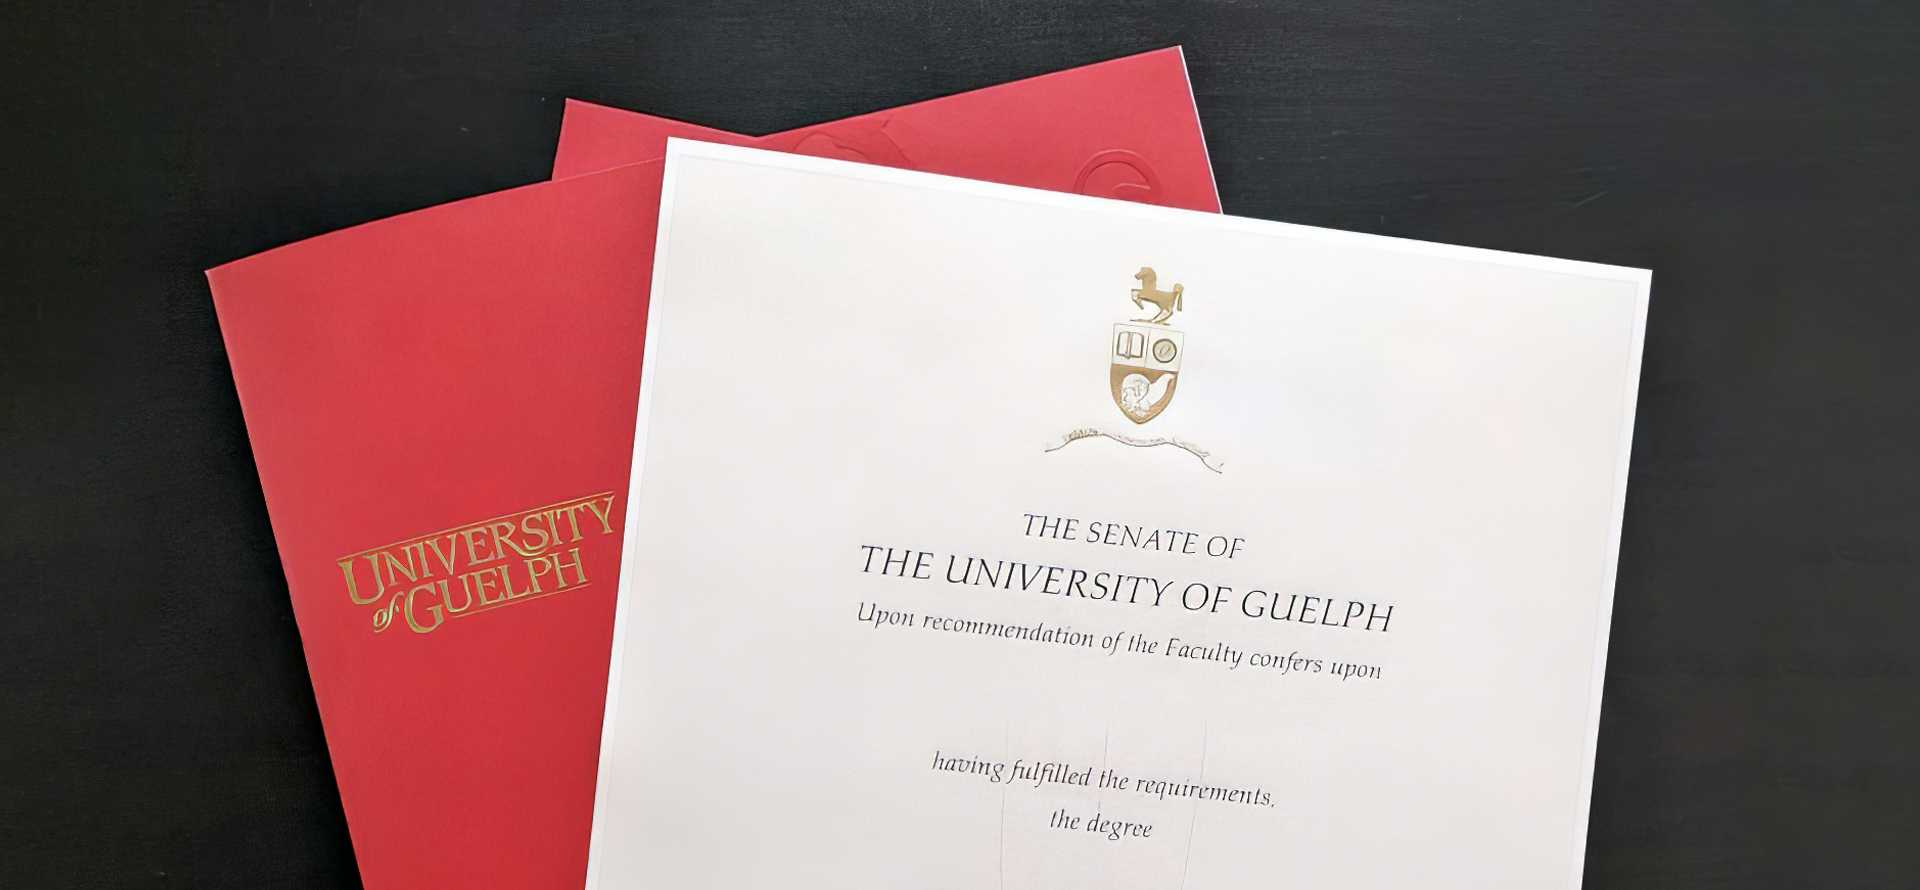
[1110,266,1185,424]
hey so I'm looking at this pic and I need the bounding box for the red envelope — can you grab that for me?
[553,46,1220,211]
[208,48,1218,890]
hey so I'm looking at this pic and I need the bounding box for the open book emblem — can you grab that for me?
[1110,267,1186,424]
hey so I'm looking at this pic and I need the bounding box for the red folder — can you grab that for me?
[208,48,1218,890]
[550,46,1219,212]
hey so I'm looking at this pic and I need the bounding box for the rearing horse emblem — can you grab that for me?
[1110,267,1187,424]
[1130,267,1184,324]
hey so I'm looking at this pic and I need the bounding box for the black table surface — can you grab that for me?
[3,2,1915,887]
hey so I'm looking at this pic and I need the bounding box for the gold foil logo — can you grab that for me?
[334,491,617,635]
[1110,266,1186,424]
[1046,266,1223,473]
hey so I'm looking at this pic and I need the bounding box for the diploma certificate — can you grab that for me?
[587,140,1648,889]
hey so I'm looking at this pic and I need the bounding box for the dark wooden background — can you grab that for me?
[3,2,1915,887]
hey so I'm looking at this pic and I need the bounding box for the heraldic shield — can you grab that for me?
[1110,322,1183,423]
